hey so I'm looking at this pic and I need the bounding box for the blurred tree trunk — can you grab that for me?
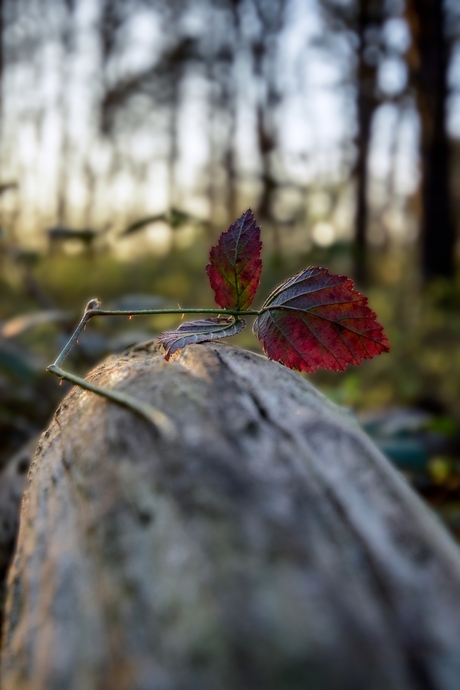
[251,0,285,253]
[208,2,239,227]
[57,0,77,227]
[0,0,3,182]
[353,0,384,286]
[405,0,455,281]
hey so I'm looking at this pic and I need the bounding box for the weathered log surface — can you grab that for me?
[3,341,460,690]
[0,439,35,616]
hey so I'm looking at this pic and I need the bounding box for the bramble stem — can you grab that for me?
[47,300,259,436]
[85,307,259,318]
[52,304,259,368]
[48,364,177,440]
[54,311,92,367]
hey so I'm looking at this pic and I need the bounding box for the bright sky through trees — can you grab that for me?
[1,0,459,249]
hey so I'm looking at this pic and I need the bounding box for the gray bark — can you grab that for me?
[0,438,35,617]
[2,341,460,690]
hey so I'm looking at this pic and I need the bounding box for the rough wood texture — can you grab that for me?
[0,438,35,617]
[3,342,460,690]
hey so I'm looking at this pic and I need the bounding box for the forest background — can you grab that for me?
[1,0,460,534]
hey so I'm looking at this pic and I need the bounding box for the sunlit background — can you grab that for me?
[2,0,460,538]
[3,0,459,254]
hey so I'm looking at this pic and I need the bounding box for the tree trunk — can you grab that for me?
[406,0,455,281]
[0,439,34,618]
[3,342,460,690]
[353,0,384,286]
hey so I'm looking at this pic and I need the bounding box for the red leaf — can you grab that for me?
[159,317,246,360]
[253,267,390,373]
[206,209,262,311]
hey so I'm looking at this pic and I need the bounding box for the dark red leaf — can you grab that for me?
[159,317,246,360]
[253,266,390,373]
[206,209,262,311]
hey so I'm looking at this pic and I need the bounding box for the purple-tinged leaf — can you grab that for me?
[253,266,390,373]
[206,209,262,311]
[159,317,246,360]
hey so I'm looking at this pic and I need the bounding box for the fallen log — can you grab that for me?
[2,341,460,690]
[0,439,35,617]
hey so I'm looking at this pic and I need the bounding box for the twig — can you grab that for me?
[47,363,176,440]
[47,299,259,438]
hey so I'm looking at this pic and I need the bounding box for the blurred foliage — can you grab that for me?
[1,232,460,535]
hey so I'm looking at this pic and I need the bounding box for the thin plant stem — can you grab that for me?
[47,299,259,436]
[85,307,259,318]
[48,363,177,440]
